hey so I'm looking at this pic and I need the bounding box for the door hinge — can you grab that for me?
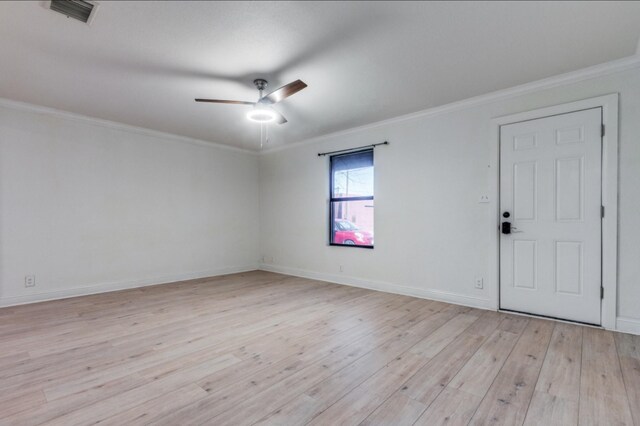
[601,205,605,218]
[601,286,604,299]
[601,124,605,137]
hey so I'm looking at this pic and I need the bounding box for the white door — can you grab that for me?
[499,108,602,325]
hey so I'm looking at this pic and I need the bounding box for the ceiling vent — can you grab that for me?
[48,0,97,24]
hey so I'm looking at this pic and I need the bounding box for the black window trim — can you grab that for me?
[329,148,374,249]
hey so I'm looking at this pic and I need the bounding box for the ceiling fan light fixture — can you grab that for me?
[246,105,277,123]
[196,78,305,126]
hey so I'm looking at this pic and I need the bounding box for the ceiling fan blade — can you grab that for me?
[195,99,255,105]
[261,80,307,104]
[272,109,288,125]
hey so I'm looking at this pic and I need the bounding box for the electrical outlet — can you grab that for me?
[25,275,35,288]
[474,277,483,289]
[479,195,490,203]
[339,265,344,273]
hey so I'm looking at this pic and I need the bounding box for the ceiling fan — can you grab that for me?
[195,79,307,124]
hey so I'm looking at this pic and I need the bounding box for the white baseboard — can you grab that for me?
[616,317,640,336]
[7,263,633,335]
[0,264,259,308]
[259,263,495,310]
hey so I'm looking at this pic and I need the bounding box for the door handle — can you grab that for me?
[501,222,523,234]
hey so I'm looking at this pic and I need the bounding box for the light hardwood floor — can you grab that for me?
[0,271,638,425]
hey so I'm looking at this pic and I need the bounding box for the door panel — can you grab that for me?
[555,157,583,221]
[513,161,537,220]
[513,240,536,289]
[500,108,602,324]
[555,241,582,295]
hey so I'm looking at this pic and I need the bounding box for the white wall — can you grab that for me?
[259,65,640,330]
[0,102,259,306]
[1,62,638,334]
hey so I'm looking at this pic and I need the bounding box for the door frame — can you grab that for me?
[488,94,619,330]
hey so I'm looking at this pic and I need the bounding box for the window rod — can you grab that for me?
[317,141,389,157]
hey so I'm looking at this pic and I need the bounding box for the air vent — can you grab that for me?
[49,0,96,24]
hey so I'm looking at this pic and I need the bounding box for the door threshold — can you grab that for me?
[498,308,602,328]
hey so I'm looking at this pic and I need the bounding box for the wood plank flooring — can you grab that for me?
[0,270,638,425]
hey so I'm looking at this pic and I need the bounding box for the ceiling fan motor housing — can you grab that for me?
[253,79,268,92]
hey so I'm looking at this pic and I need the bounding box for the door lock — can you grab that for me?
[501,222,512,234]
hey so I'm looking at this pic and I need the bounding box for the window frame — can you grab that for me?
[329,149,374,249]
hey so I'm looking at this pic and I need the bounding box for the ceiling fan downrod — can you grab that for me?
[253,79,268,100]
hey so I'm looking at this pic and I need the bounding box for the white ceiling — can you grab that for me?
[1,1,639,151]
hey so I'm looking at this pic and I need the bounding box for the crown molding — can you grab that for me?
[2,54,639,157]
[262,54,640,155]
[0,97,258,156]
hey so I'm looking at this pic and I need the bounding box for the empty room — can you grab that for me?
[1,1,640,425]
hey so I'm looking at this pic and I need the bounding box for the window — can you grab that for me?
[330,149,374,248]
